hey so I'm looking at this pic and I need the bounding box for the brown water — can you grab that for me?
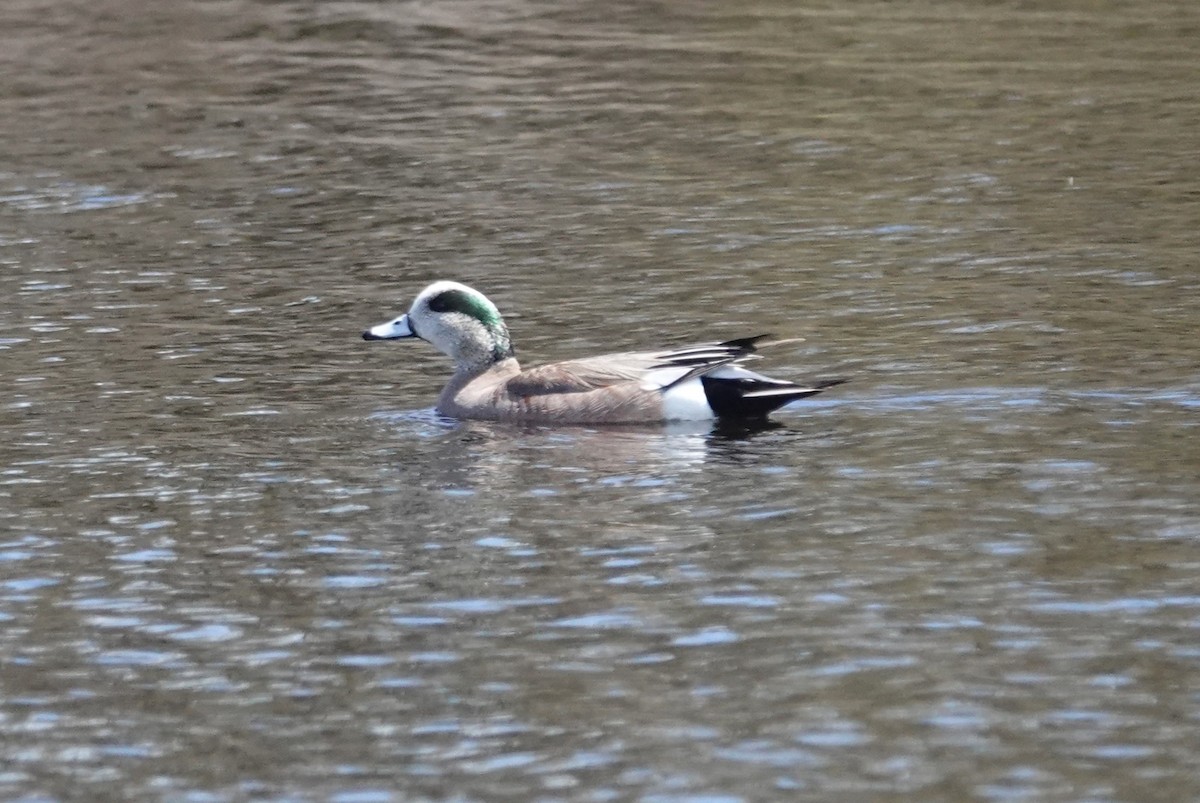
[2,0,1199,800]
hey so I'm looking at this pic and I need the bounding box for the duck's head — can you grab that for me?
[362,281,514,371]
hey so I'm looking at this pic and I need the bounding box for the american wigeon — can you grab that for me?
[362,281,842,424]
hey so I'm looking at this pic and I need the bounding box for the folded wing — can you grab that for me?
[504,336,771,397]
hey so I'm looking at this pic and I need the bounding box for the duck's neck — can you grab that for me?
[486,322,514,363]
[440,356,520,408]
[449,322,513,374]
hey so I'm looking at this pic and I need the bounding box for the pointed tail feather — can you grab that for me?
[755,378,846,396]
[716,334,772,353]
[700,376,846,419]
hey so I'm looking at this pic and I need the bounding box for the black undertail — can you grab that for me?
[700,376,846,419]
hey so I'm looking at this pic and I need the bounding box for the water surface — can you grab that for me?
[2,0,1199,799]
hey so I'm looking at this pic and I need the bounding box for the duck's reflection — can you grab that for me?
[369,406,814,504]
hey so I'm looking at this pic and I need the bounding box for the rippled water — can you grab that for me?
[2,0,1199,799]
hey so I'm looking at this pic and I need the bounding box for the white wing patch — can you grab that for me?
[660,377,715,421]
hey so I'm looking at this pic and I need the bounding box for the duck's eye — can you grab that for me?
[424,288,494,325]
[428,289,473,314]
[428,292,453,313]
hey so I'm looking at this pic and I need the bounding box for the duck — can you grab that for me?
[362,281,842,424]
